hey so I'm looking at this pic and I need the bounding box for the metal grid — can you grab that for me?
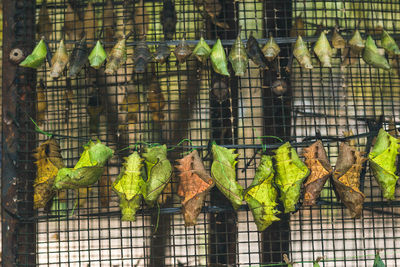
[3,0,400,266]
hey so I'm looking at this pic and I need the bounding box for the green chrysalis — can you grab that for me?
[314,31,333,68]
[193,37,211,64]
[112,151,146,221]
[274,142,310,213]
[348,29,365,53]
[381,30,400,56]
[293,36,313,69]
[368,128,400,200]
[228,28,248,76]
[210,39,230,76]
[20,38,47,68]
[244,155,280,231]
[142,145,173,207]
[89,40,107,69]
[363,36,391,70]
[53,140,114,190]
[211,143,243,210]
[373,252,386,267]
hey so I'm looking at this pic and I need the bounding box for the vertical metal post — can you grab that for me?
[2,0,37,266]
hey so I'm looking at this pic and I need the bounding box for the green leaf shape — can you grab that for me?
[262,36,280,62]
[314,31,333,68]
[274,142,310,213]
[142,145,173,207]
[363,36,391,70]
[368,128,400,200]
[373,253,386,267]
[112,151,146,221]
[20,38,47,68]
[211,144,243,210]
[381,30,400,56]
[244,155,280,231]
[228,30,248,76]
[193,37,211,63]
[89,40,107,69]
[293,36,313,69]
[348,30,365,53]
[53,140,114,190]
[210,39,230,76]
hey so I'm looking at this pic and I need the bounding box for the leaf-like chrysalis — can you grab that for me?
[154,41,171,64]
[314,32,333,68]
[143,145,173,207]
[293,36,313,70]
[332,142,366,218]
[147,77,166,122]
[381,30,400,56]
[274,142,310,213]
[228,28,248,76]
[176,150,214,226]
[33,138,64,209]
[20,38,47,69]
[53,140,114,190]
[211,143,243,210]
[332,27,346,49]
[105,36,127,74]
[88,40,107,69]
[244,155,280,231]
[262,35,280,62]
[246,32,268,69]
[368,128,400,200]
[210,39,230,76]
[363,36,391,70]
[193,37,211,64]
[348,30,365,53]
[133,38,152,73]
[69,37,88,77]
[112,151,146,221]
[50,40,69,79]
[373,251,386,267]
[174,34,192,64]
[302,140,332,206]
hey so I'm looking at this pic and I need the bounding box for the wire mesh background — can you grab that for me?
[7,0,400,266]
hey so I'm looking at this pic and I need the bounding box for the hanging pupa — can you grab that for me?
[381,30,400,56]
[193,36,211,64]
[154,41,171,64]
[262,35,280,62]
[314,31,333,68]
[68,37,88,77]
[210,38,230,76]
[174,34,192,64]
[368,128,400,200]
[105,36,127,74]
[88,41,107,69]
[348,30,365,53]
[20,38,47,69]
[246,32,268,69]
[50,39,69,79]
[161,0,177,40]
[293,36,313,69]
[228,28,248,76]
[332,27,346,49]
[363,36,391,70]
[133,38,152,73]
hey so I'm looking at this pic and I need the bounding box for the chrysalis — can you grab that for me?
[293,36,313,70]
[210,39,230,76]
[161,0,177,40]
[33,138,64,209]
[176,150,214,226]
[211,144,243,210]
[133,38,152,73]
[244,155,280,231]
[381,30,400,56]
[363,36,391,70]
[314,32,333,68]
[20,38,47,69]
[112,151,146,221]
[373,251,385,267]
[69,37,88,77]
[246,32,268,69]
[50,39,69,79]
[289,15,305,37]
[143,144,173,207]
[193,37,211,64]
[302,140,332,206]
[368,128,400,200]
[88,41,107,69]
[53,140,114,190]
[105,36,127,74]
[262,35,280,62]
[332,142,366,218]
[154,41,171,64]
[274,142,310,213]
[332,27,346,49]
[348,30,365,53]
[174,34,192,64]
[228,28,248,76]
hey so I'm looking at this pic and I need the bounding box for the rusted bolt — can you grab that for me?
[9,48,24,64]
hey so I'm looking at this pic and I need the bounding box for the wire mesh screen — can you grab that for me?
[4,0,400,266]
